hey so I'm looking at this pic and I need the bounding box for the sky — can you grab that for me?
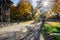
[11,0,37,8]
[11,0,20,6]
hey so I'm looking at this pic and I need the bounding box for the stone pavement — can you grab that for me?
[0,21,34,35]
[0,20,44,40]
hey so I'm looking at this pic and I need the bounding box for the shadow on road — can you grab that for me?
[0,31,28,40]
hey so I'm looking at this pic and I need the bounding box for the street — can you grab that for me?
[0,21,44,40]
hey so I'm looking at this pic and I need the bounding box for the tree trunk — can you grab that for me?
[56,13,59,19]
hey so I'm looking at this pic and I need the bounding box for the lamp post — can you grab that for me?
[40,0,49,23]
[39,0,55,23]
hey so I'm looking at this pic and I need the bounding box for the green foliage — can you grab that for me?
[52,36,60,40]
[42,23,60,40]
[42,24,60,34]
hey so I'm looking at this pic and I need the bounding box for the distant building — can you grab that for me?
[0,0,13,23]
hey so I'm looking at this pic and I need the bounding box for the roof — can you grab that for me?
[6,0,13,4]
[1,0,13,4]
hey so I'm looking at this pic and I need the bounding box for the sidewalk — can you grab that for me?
[0,20,43,40]
[0,20,34,35]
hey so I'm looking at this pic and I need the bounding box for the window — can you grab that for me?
[0,11,1,15]
[0,7,1,15]
[0,8,1,11]
[2,0,5,4]
[0,6,1,11]
[0,0,1,4]
[0,4,1,15]
[0,1,1,4]
[0,4,1,7]
[5,5,9,11]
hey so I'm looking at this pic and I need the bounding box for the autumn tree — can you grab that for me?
[57,0,60,14]
[50,0,60,19]
[10,5,17,22]
[16,0,33,21]
[55,0,60,19]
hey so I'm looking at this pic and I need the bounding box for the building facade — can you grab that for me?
[0,0,13,23]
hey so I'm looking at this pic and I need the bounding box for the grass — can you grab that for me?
[42,23,60,33]
[47,22,60,27]
[52,36,60,40]
[42,22,60,40]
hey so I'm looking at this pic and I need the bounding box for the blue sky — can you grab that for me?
[32,0,37,8]
[11,0,19,6]
[11,0,37,8]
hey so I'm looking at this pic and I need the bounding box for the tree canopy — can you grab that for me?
[10,0,33,22]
